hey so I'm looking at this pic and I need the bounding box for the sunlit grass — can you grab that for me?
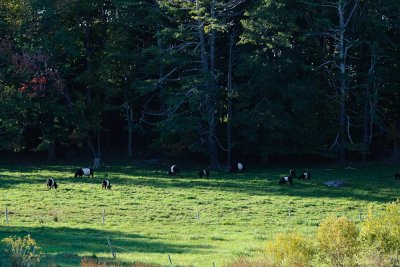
[0,164,399,266]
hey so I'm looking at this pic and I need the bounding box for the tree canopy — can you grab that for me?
[0,0,399,166]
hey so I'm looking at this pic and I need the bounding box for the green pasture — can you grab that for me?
[0,164,399,266]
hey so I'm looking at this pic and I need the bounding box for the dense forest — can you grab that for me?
[0,0,399,167]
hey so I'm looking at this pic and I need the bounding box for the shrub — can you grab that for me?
[265,232,316,267]
[356,249,397,267]
[317,216,359,267]
[360,201,400,255]
[2,234,43,267]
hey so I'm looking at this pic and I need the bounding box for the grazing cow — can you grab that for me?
[46,178,58,189]
[102,179,112,189]
[298,171,311,180]
[198,169,210,178]
[168,165,180,176]
[279,169,296,185]
[229,162,245,173]
[395,172,400,180]
[75,168,94,178]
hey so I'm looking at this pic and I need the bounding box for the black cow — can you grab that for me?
[168,165,180,176]
[298,171,311,180]
[75,168,94,178]
[102,179,112,189]
[46,178,58,189]
[229,162,245,173]
[198,169,210,178]
[279,169,296,185]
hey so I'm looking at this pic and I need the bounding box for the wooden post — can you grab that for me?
[288,208,291,218]
[102,209,105,224]
[5,207,8,224]
[107,237,116,259]
[212,262,216,267]
[168,255,174,266]
[358,210,362,221]
[196,211,200,222]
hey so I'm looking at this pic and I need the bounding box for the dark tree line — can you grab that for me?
[0,0,399,167]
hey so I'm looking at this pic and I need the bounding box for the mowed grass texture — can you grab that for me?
[0,164,399,266]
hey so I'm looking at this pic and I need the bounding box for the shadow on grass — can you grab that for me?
[91,169,400,203]
[0,225,207,266]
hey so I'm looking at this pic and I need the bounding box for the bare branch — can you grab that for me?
[344,0,359,28]
[153,67,178,87]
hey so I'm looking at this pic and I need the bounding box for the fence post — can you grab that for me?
[168,255,174,266]
[107,237,116,259]
[102,209,105,224]
[5,206,8,224]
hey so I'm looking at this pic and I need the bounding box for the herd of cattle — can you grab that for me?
[45,163,315,190]
[44,163,400,190]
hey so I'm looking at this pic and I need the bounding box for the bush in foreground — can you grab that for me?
[359,200,400,266]
[317,216,359,266]
[228,200,400,267]
[265,233,315,267]
[2,234,43,267]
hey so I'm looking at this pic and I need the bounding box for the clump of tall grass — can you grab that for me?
[80,257,158,267]
[224,257,273,267]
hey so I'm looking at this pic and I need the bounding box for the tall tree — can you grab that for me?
[151,0,245,167]
[238,0,328,161]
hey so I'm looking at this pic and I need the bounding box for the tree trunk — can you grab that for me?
[84,24,92,105]
[97,132,101,160]
[393,141,399,163]
[362,52,377,163]
[127,105,133,157]
[197,0,219,168]
[226,32,234,169]
[338,4,346,165]
[84,24,93,156]
[47,141,56,161]
[207,0,219,168]
[394,120,400,163]
[361,91,370,163]
[157,23,165,109]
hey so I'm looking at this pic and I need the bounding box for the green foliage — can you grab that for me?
[239,0,298,48]
[0,0,400,162]
[317,216,359,267]
[258,201,400,267]
[360,201,400,256]
[265,233,316,267]
[2,235,42,267]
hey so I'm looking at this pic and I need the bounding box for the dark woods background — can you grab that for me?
[0,0,399,168]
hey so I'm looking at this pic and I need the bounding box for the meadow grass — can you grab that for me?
[0,163,399,266]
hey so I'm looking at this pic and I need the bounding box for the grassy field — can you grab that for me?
[0,163,399,266]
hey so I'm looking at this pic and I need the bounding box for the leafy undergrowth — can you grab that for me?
[0,164,398,266]
[230,200,400,267]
